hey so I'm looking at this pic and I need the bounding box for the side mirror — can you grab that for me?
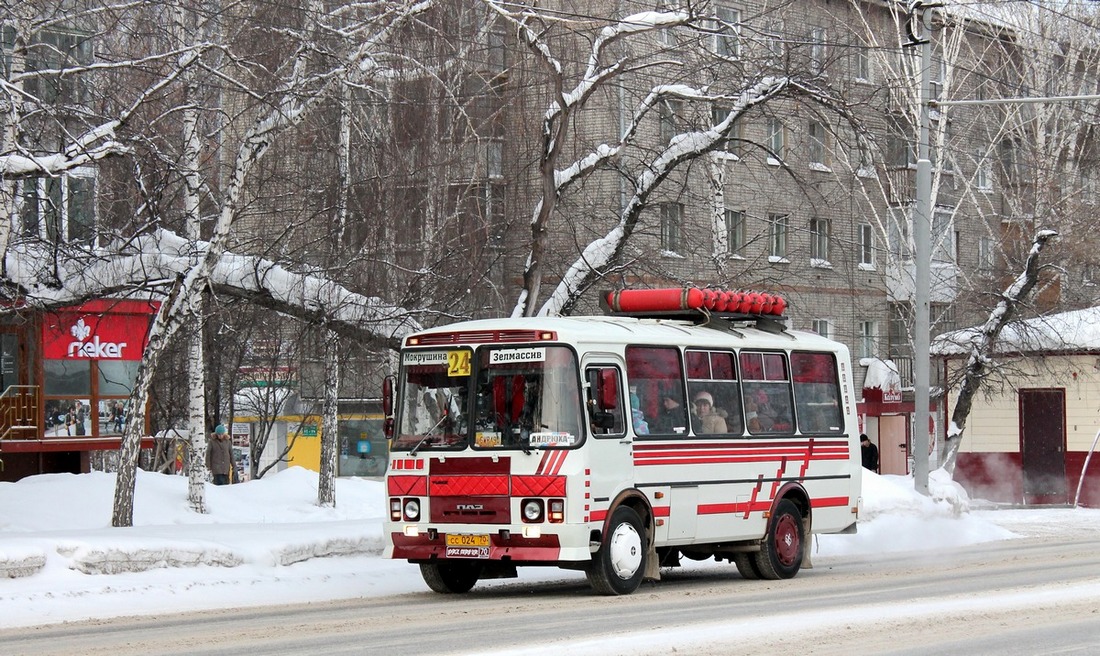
[382,376,395,440]
[592,411,615,430]
[382,375,394,417]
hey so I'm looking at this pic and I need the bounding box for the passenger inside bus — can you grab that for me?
[753,390,779,429]
[629,391,650,435]
[691,391,727,434]
[745,397,766,432]
[651,390,688,435]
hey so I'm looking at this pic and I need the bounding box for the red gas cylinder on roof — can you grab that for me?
[605,287,787,318]
[605,287,705,313]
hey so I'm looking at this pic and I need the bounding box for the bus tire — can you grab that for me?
[752,499,804,580]
[586,505,647,595]
[733,552,762,580]
[420,561,482,594]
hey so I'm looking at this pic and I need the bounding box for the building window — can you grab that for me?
[808,121,828,168]
[854,138,875,176]
[25,29,93,105]
[713,6,741,58]
[932,208,954,263]
[811,319,831,339]
[999,138,1028,184]
[810,218,830,263]
[726,209,745,255]
[855,47,871,82]
[661,203,682,253]
[809,26,827,74]
[932,303,957,335]
[765,20,785,65]
[888,206,911,260]
[978,236,995,272]
[859,321,877,359]
[337,417,389,477]
[859,223,875,268]
[767,118,786,164]
[657,1,682,47]
[931,57,947,100]
[975,150,992,191]
[888,303,912,359]
[711,107,743,157]
[768,213,789,260]
[660,98,682,144]
[17,172,96,244]
[487,28,507,75]
[887,117,916,168]
[486,140,503,178]
[933,121,954,173]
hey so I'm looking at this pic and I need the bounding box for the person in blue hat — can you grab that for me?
[205,424,234,485]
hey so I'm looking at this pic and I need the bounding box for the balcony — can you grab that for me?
[893,356,913,388]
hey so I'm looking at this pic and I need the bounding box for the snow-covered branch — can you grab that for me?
[1,230,421,347]
[539,76,833,317]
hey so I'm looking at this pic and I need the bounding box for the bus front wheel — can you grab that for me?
[752,499,804,580]
[420,561,482,593]
[586,505,647,595]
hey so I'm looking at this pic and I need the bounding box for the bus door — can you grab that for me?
[582,358,633,511]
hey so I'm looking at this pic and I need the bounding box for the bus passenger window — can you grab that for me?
[791,352,843,433]
[626,346,687,436]
[686,350,740,435]
[739,351,794,435]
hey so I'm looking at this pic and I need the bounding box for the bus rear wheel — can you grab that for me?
[420,561,483,593]
[586,505,647,595]
[751,499,804,580]
[733,552,762,580]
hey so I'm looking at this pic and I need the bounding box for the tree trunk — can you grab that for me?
[186,322,207,512]
[317,326,340,507]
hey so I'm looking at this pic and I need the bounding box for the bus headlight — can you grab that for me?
[522,499,544,523]
[403,498,421,522]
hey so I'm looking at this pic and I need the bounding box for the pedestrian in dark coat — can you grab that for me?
[860,433,879,473]
[206,424,234,485]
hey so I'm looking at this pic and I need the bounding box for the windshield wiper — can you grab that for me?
[409,413,451,456]
[409,434,436,456]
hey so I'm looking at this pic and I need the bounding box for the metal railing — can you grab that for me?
[0,385,40,441]
[893,357,914,388]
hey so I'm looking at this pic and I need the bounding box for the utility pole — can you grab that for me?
[907,1,935,496]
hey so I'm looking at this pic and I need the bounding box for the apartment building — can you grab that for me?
[4,1,1097,481]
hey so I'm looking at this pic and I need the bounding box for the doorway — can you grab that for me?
[878,414,909,475]
[1019,388,1067,505]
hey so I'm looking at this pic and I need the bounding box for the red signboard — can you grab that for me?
[42,299,160,361]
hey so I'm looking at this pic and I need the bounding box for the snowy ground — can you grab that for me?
[1,466,1099,631]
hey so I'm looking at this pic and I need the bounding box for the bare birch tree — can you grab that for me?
[481,4,859,317]
[937,229,1058,474]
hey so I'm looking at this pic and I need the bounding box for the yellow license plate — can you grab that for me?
[445,533,490,547]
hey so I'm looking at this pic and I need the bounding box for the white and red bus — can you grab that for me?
[383,288,861,595]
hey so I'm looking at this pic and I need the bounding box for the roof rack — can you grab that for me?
[601,287,788,326]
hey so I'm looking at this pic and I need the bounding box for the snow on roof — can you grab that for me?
[932,306,1100,356]
[861,358,902,390]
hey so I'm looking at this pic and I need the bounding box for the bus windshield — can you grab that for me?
[394,345,584,451]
